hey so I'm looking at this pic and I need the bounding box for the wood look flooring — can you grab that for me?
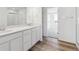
[29,37,78,51]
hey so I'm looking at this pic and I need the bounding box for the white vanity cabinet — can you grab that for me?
[23,30,32,51]
[31,28,37,46]
[0,32,23,51]
[0,26,42,51]
[0,35,11,51]
[23,26,42,50]
[10,32,23,51]
[31,26,42,46]
[10,37,23,51]
[0,42,9,51]
[36,27,42,42]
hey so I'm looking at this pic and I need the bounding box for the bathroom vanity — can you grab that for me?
[0,25,42,51]
[0,7,42,51]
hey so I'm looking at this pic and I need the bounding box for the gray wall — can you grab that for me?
[42,8,48,36]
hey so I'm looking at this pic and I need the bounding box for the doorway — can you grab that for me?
[47,8,58,38]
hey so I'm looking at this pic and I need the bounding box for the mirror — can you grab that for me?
[0,7,7,30]
[7,7,27,26]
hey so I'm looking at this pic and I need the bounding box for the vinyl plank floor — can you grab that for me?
[29,37,78,51]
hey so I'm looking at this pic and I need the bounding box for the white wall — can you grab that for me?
[18,7,26,25]
[26,7,33,25]
[0,8,7,30]
[32,7,42,25]
[77,7,79,44]
[7,7,26,26]
[26,7,42,25]
[0,7,42,28]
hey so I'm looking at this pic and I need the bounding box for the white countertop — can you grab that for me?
[0,25,40,36]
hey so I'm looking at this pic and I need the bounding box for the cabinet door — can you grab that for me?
[31,28,37,46]
[31,27,41,46]
[36,27,41,42]
[23,30,31,51]
[0,42,9,51]
[10,37,23,51]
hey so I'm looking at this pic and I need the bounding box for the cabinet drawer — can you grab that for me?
[23,30,31,43]
[8,32,22,39]
[0,32,22,44]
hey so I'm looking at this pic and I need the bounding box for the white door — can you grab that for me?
[47,8,58,38]
[58,7,76,43]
